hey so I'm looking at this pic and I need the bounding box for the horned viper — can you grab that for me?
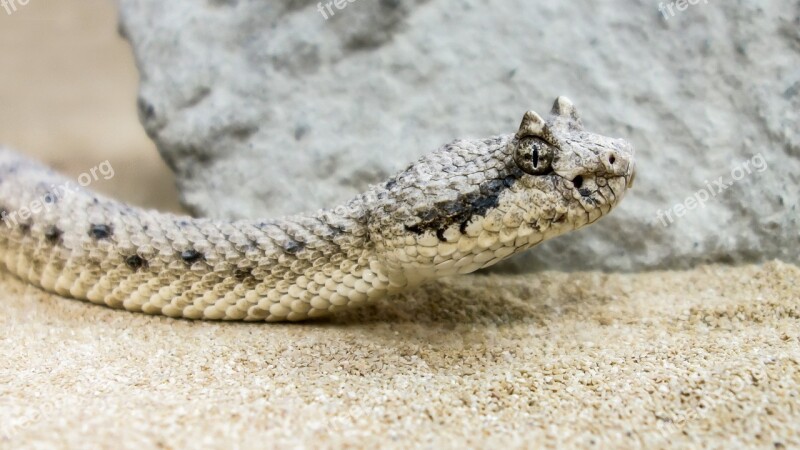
[0,97,635,321]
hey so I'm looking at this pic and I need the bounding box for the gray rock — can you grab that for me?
[118,0,799,271]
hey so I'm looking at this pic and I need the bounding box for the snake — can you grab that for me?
[0,97,635,321]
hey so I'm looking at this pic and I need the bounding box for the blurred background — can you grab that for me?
[1,0,796,271]
[0,0,181,212]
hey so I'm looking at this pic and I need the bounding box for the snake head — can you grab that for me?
[367,97,635,288]
[514,96,635,189]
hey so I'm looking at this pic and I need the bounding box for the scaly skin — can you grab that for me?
[0,97,635,321]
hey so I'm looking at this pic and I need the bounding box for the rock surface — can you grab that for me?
[118,0,799,271]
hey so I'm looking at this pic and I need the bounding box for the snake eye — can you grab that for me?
[514,137,554,175]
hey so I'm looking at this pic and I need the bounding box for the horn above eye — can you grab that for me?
[550,96,582,123]
[516,110,547,139]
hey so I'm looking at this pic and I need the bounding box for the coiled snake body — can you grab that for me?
[0,98,635,321]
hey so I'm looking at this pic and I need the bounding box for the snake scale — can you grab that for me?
[0,97,635,321]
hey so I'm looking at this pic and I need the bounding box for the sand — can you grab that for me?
[1,262,798,448]
[1,2,798,449]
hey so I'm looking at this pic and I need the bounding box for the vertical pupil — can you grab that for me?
[532,146,539,168]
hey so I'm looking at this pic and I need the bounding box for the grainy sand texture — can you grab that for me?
[0,2,798,449]
[1,262,798,448]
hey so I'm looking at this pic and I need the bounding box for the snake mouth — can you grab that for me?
[626,165,636,188]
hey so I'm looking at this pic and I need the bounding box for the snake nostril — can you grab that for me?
[608,155,616,165]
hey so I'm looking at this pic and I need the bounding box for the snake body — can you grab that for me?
[0,97,635,321]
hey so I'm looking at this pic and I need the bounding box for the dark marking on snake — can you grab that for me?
[42,191,58,205]
[125,255,146,270]
[405,174,518,235]
[459,220,470,235]
[89,224,113,240]
[405,224,423,234]
[327,223,346,237]
[44,225,62,243]
[283,240,304,254]
[181,249,204,264]
[233,268,253,281]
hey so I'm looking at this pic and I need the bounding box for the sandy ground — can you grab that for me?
[0,1,799,449]
[0,262,798,448]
